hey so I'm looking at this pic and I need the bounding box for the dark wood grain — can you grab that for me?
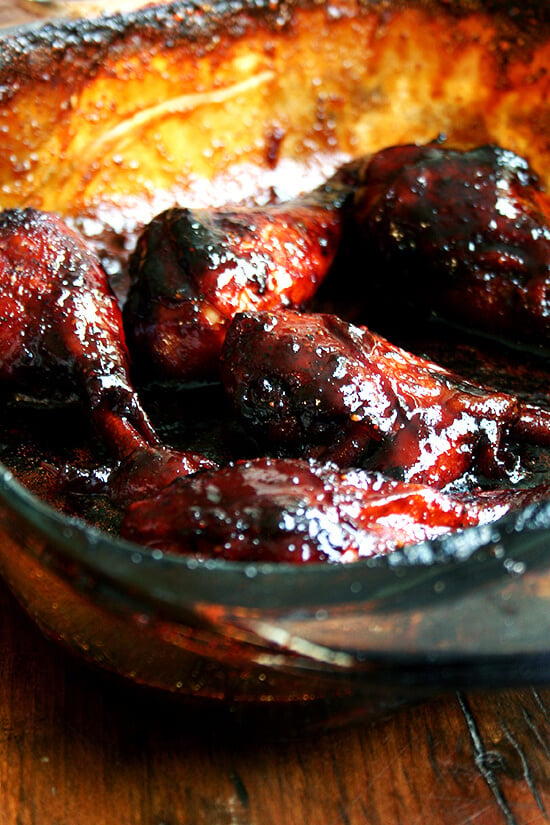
[2,4,550,824]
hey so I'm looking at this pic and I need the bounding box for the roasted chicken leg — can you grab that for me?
[350,142,550,345]
[120,456,550,563]
[0,208,214,497]
[221,310,550,488]
[124,162,361,380]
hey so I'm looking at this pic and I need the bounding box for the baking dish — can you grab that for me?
[1,0,550,712]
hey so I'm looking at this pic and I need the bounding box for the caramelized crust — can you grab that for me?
[351,143,550,346]
[2,0,550,255]
[221,309,550,487]
[125,162,360,378]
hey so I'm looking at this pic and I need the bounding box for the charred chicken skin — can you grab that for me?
[124,162,361,380]
[221,310,550,488]
[351,143,550,344]
[120,456,550,563]
[0,208,214,496]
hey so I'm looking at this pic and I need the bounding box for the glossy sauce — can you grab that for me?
[3,147,550,563]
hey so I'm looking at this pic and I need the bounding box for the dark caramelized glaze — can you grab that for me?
[5,142,550,562]
[120,455,550,563]
[3,116,550,563]
[221,309,550,488]
[124,162,360,380]
[118,457,486,563]
[349,143,550,347]
[0,207,215,501]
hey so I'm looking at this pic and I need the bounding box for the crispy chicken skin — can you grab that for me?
[0,208,215,495]
[351,143,550,344]
[124,162,361,380]
[221,309,550,488]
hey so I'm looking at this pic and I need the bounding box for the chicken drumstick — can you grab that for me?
[0,208,215,499]
[124,162,361,380]
[221,309,550,488]
[120,456,550,563]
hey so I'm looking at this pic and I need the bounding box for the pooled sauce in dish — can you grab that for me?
[2,142,550,564]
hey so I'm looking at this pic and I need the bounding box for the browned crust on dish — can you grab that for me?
[1,0,550,229]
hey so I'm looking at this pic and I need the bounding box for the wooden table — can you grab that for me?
[2,4,550,824]
[1,573,550,825]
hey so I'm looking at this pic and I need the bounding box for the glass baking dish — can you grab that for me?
[1,0,550,715]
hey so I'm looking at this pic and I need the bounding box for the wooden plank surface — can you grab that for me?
[2,4,550,824]
[0,572,550,825]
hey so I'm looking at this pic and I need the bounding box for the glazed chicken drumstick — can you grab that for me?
[124,161,362,380]
[350,142,550,345]
[120,456,550,563]
[0,208,215,499]
[221,309,550,488]
[120,457,482,563]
